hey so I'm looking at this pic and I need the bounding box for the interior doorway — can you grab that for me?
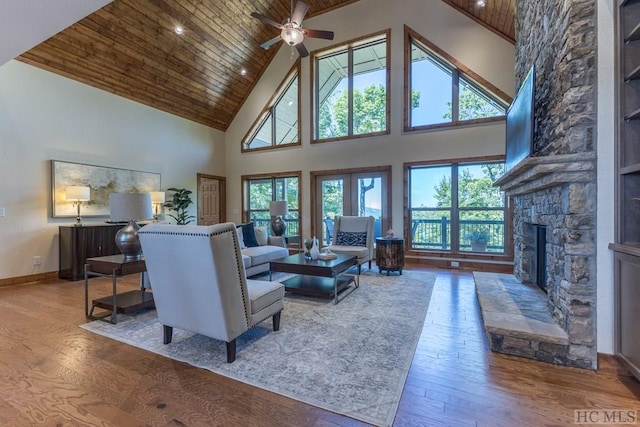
[197,174,226,225]
[311,166,391,245]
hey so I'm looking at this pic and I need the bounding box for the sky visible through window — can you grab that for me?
[412,59,453,125]
[410,165,501,207]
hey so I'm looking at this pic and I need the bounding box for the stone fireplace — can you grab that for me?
[492,0,598,369]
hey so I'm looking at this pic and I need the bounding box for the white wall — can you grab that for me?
[0,0,112,66]
[596,0,616,354]
[225,0,515,239]
[0,60,225,280]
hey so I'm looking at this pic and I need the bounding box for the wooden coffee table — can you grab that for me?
[269,253,359,304]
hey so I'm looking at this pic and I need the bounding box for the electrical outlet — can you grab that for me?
[0,207,5,217]
[451,261,460,267]
[33,256,42,266]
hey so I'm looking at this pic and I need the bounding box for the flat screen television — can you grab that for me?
[505,65,535,172]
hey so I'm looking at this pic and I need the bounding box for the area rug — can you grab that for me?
[81,270,435,427]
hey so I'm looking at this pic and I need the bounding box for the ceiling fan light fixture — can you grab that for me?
[281,27,304,46]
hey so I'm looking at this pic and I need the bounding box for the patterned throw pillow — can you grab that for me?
[335,231,367,246]
[238,222,259,248]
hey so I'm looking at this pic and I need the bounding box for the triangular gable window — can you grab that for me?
[405,27,509,131]
[242,65,300,152]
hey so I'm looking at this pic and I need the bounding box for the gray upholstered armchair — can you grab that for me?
[138,222,284,363]
[324,215,375,274]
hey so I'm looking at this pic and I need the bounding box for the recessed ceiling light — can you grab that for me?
[477,0,486,7]
[240,68,247,76]
[174,25,184,35]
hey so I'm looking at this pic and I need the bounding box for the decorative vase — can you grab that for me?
[310,236,320,260]
[304,239,313,260]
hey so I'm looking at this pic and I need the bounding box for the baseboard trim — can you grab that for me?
[0,271,58,288]
[405,257,513,273]
[598,353,635,377]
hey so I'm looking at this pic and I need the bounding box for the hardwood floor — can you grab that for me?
[0,267,638,426]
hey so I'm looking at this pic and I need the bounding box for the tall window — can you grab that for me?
[313,31,390,142]
[405,28,508,131]
[243,173,301,238]
[242,64,300,152]
[407,160,507,254]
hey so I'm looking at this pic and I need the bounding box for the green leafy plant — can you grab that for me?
[464,229,490,244]
[163,187,195,225]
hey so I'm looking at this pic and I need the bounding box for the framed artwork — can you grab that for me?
[51,160,161,218]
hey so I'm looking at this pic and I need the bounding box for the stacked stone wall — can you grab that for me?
[512,0,597,368]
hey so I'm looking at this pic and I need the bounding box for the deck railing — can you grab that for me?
[250,216,300,238]
[251,213,505,253]
[410,216,505,252]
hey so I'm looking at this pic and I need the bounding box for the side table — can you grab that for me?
[375,237,405,275]
[84,254,154,324]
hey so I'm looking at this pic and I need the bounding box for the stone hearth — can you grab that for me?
[474,272,572,364]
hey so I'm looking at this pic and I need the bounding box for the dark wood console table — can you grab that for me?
[375,237,405,275]
[84,254,153,324]
[59,224,123,281]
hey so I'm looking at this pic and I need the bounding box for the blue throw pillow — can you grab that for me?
[239,222,259,248]
[336,231,367,246]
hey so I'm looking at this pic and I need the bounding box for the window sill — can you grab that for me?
[312,129,390,145]
[404,116,505,134]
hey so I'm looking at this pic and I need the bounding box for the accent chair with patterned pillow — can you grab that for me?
[324,215,375,274]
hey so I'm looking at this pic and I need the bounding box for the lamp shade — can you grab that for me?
[150,191,165,204]
[109,193,153,222]
[66,186,90,201]
[269,200,288,216]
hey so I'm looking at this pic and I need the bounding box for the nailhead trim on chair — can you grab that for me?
[140,224,251,328]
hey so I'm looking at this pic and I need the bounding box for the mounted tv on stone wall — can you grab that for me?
[505,65,535,172]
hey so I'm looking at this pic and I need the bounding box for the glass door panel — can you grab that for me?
[314,169,390,246]
[355,176,383,239]
[319,176,348,245]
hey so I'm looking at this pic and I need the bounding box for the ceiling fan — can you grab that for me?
[251,0,334,58]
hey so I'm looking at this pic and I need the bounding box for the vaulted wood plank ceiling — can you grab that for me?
[17,0,514,131]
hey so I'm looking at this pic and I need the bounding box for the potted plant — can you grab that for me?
[163,187,195,225]
[465,229,490,252]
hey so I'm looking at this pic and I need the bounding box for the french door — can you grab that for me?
[313,168,390,245]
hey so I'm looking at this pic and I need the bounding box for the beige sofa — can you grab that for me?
[237,224,289,277]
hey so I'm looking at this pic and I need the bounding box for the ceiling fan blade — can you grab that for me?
[260,35,283,50]
[251,12,283,29]
[302,28,334,40]
[291,1,309,25]
[296,42,309,58]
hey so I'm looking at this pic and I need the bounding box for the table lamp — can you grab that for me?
[109,193,153,261]
[150,191,165,220]
[66,186,90,226]
[269,200,288,236]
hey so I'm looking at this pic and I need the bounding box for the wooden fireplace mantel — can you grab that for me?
[494,152,596,196]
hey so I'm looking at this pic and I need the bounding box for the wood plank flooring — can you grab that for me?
[0,267,638,426]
